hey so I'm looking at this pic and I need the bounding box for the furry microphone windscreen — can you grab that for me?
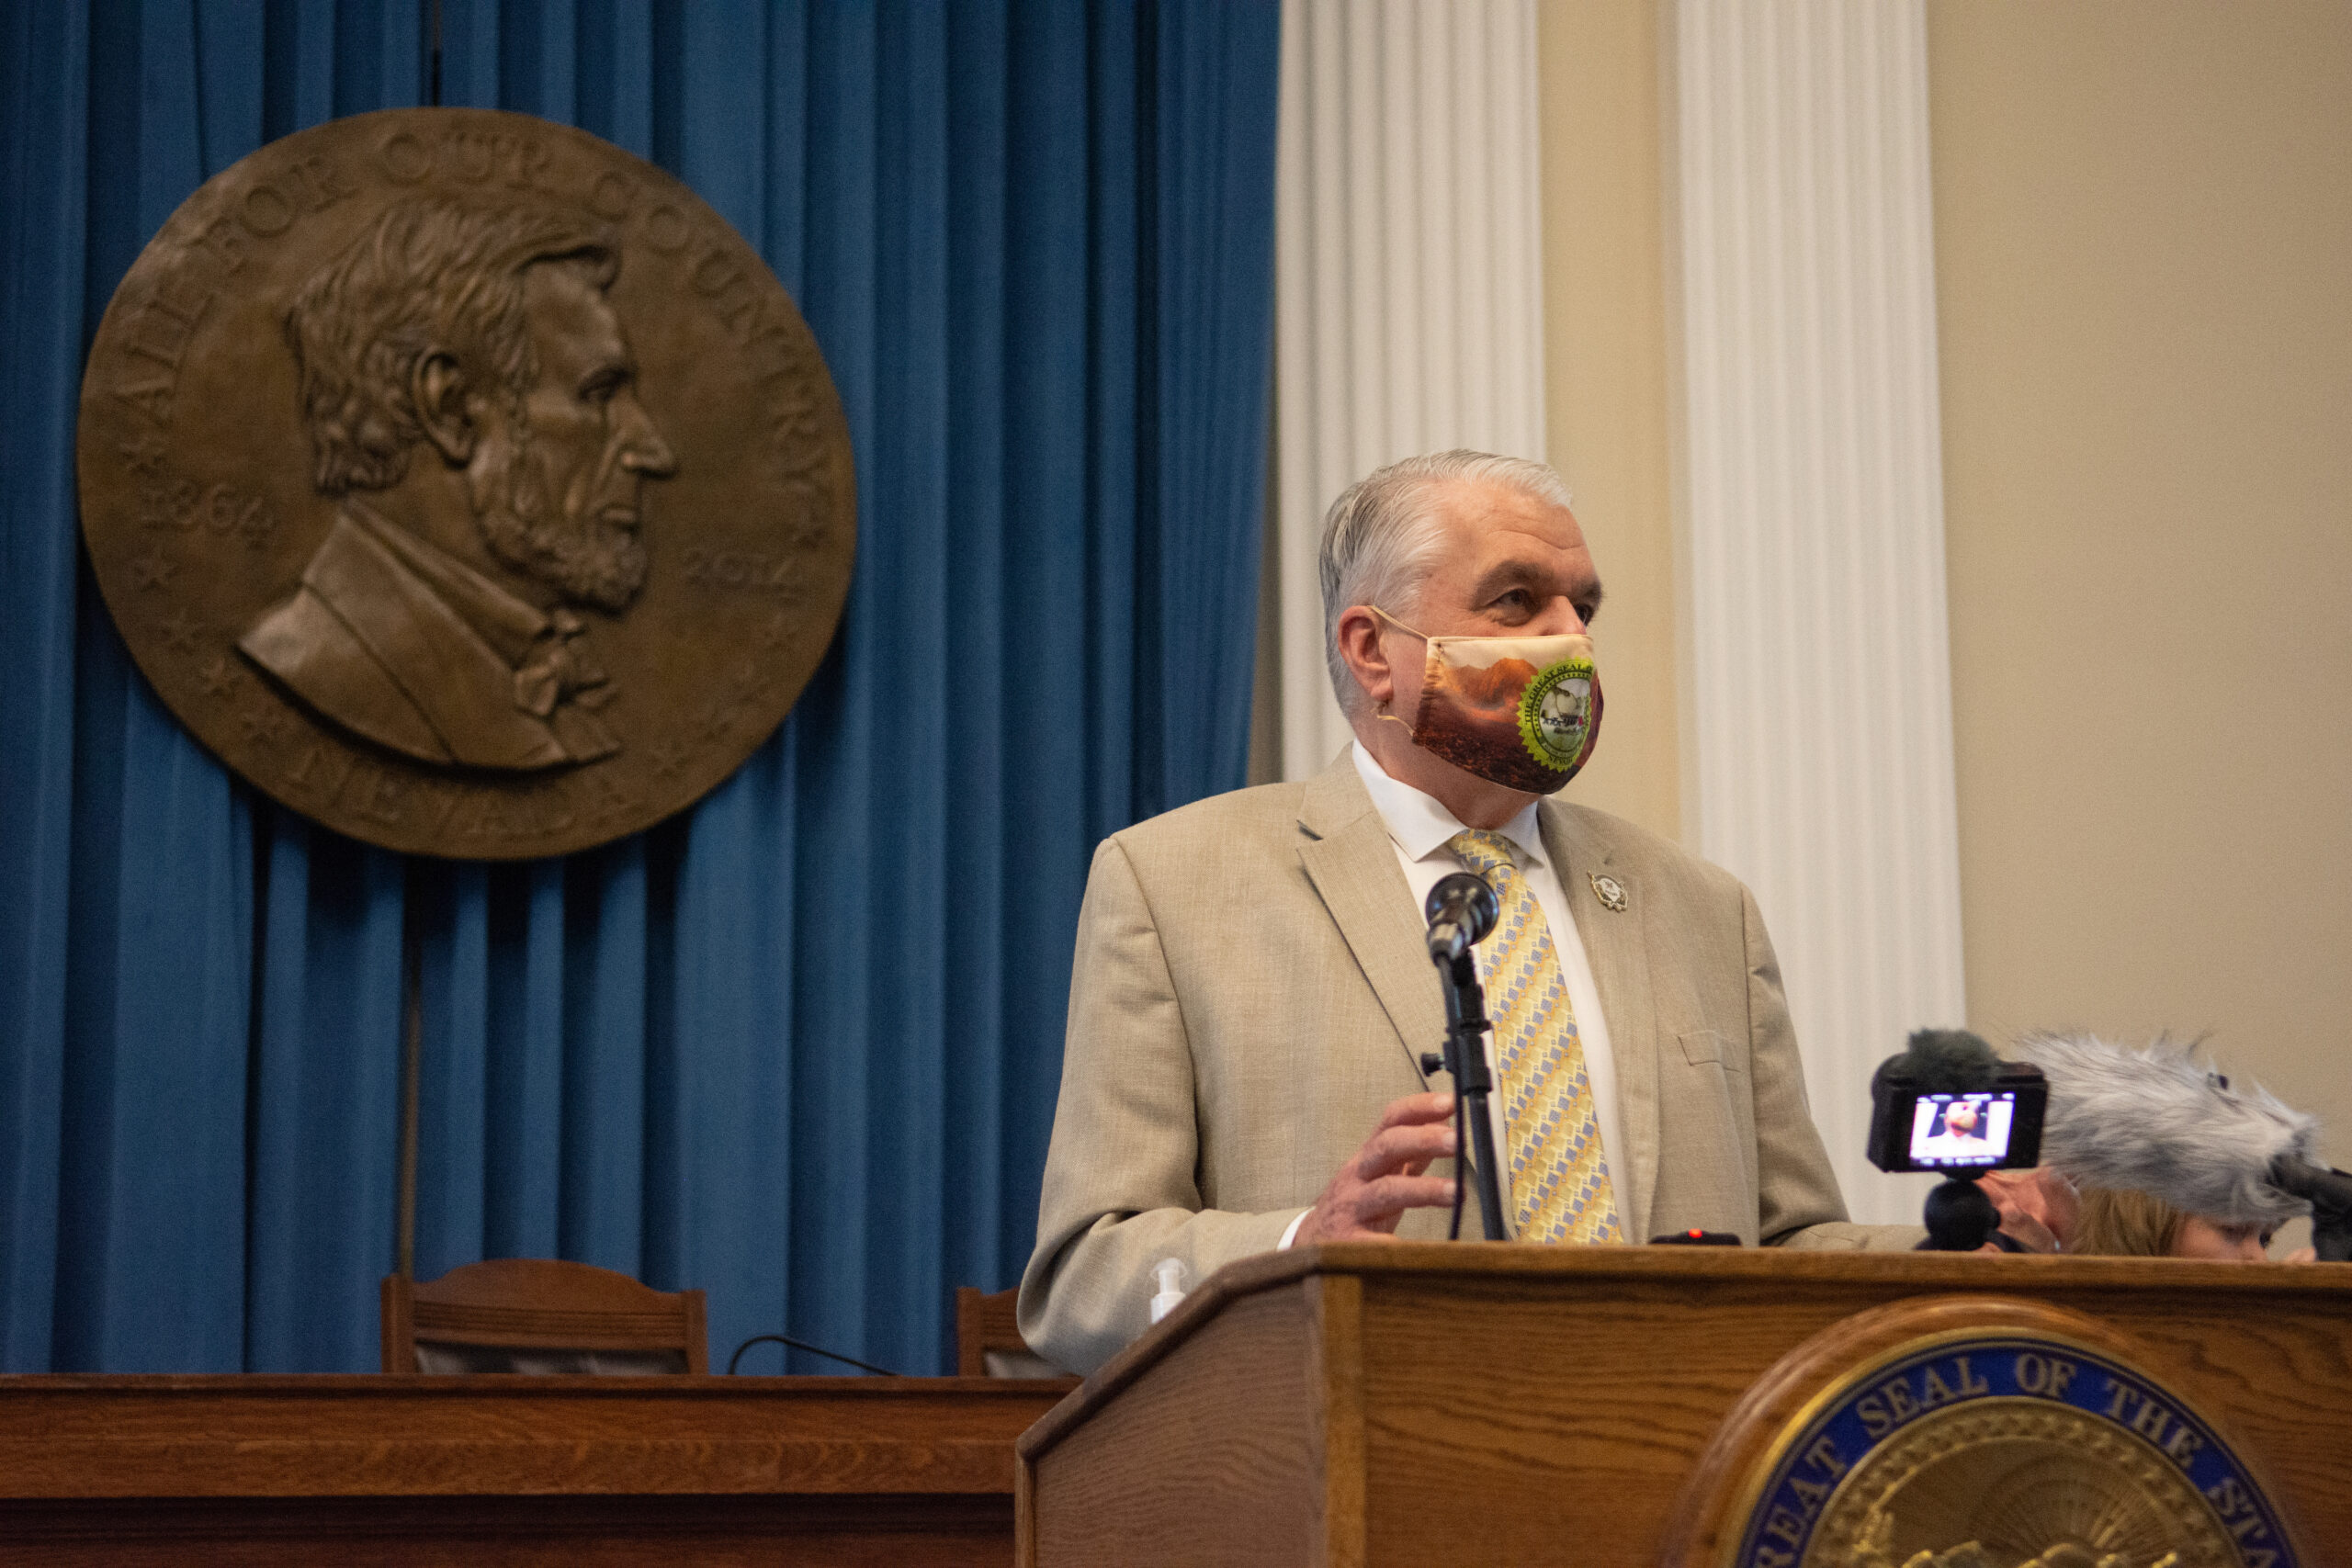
[1899,1029,2002,1091]
[2014,1032,2319,1227]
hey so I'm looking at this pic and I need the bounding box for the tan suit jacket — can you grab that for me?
[1020,753,1908,1373]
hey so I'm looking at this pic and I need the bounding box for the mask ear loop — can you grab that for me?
[1364,604,1430,640]
[1362,605,1427,730]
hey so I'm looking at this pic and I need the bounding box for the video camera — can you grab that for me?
[1867,1031,2048,1250]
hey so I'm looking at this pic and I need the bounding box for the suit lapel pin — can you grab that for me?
[1589,873,1628,912]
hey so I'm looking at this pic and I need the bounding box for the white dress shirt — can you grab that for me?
[1279,742,1623,1246]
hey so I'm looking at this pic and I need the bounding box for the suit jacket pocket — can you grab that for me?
[1678,1028,1744,1073]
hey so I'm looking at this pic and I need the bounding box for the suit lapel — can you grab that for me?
[1295,757,1447,1088]
[1541,804,1660,1242]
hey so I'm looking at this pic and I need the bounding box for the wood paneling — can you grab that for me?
[1027,1285,1317,1568]
[0,1375,1072,1566]
[0,1495,1013,1568]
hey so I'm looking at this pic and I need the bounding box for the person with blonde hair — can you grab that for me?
[2070,1183,2317,1262]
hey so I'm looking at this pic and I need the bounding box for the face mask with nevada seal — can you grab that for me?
[1373,608,1603,795]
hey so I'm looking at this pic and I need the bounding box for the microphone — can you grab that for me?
[2013,1032,2327,1228]
[1421,870,1509,1240]
[1873,1028,2002,1096]
[1425,872,1498,963]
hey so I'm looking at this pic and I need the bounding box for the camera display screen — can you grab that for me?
[1906,1092,2016,1168]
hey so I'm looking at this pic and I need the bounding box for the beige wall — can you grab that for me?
[1531,1,2347,1193]
[1537,0,1680,845]
[1928,0,2352,1175]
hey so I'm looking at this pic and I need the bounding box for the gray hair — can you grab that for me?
[1317,449,1574,711]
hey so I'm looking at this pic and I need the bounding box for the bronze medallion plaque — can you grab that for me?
[76,107,854,859]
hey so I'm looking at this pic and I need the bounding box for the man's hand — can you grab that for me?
[1292,1091,1460,1246]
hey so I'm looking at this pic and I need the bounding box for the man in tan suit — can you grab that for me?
[1021,451,1911,1375]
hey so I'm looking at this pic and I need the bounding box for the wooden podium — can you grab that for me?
[1016,1246,2352,1567]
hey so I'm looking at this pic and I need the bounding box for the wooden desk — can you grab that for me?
[0,1373,1074,1566]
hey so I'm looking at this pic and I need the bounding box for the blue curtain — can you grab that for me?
[0,0,1278,1375]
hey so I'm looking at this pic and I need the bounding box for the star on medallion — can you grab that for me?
[578,776,637,827]
[237,705,288,747]
[129,550,178,591]
[198,657,240,698]
[155,606,203,653]
[729,659,773,703]
[118,433,168,477]
[648,739,690,779]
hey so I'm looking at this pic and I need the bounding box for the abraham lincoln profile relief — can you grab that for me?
[240,198,676,770]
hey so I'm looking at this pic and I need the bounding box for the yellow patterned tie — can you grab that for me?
[1446,830,1623,1245]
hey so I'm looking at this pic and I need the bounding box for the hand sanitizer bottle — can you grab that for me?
[1148,1258,1189,1325]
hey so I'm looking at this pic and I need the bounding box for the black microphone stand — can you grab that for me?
[1430,946,1509,1242]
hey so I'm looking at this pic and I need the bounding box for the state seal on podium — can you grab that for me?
[1675,1296,2303,1568]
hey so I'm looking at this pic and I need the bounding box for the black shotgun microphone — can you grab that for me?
[2274,1157,2352,1213]
[2270,1159,2352,1261]
[1425,872,1499,962]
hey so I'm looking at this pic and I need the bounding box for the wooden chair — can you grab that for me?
[955,1286,1064,1379]
[381,1258,707,1374]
